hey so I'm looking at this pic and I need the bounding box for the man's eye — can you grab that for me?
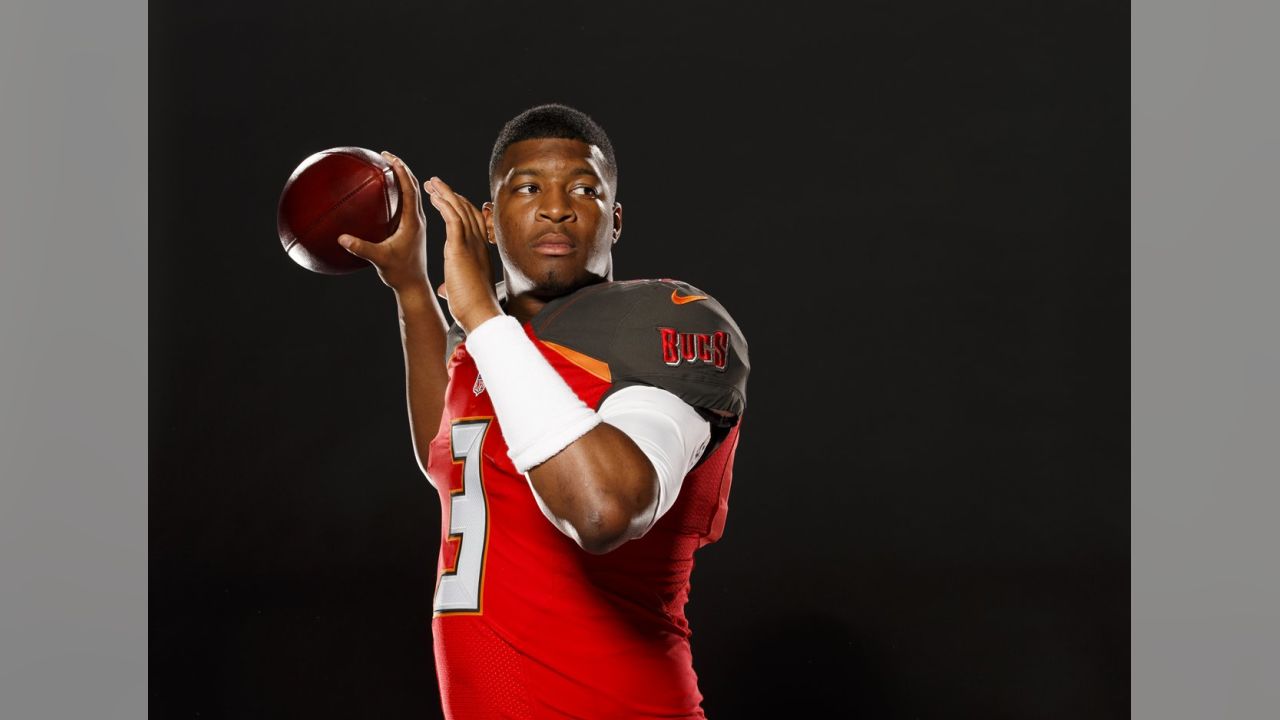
[573,186,599,197]
[515,185,537,194]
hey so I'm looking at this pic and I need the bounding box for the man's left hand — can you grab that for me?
[425,176,501,333]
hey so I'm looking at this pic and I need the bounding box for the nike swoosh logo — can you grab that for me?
[671,289,709,305]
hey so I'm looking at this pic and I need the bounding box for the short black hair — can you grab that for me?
[488,103,618,198]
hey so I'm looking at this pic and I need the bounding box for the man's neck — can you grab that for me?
[500,272,611,326]
[503,293,548,326]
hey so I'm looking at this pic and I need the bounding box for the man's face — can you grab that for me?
[483,138,622,300]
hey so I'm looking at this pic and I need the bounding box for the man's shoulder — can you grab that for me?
[532,278,750,420]
[533,278,743,334]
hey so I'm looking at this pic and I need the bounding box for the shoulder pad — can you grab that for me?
[531,279,750,423]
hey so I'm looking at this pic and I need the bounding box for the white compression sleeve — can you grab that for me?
[463,314,602,472]
[597,384,712,536]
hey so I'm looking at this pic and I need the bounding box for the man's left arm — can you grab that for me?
[525,385,714,554]
[462,314,711,554]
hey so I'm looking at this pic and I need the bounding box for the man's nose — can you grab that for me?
[537,187,575,223]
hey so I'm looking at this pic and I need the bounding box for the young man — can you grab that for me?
[338,104,750,719]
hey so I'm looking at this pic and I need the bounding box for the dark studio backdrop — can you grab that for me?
[150,2,1128,718]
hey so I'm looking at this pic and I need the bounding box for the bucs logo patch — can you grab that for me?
[659,327,729,371]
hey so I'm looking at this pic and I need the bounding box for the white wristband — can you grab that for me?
[463,314,602,472]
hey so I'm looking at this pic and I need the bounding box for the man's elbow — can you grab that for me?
[542,449,659,554]
[572,494,655,555]
[578,532,626,556]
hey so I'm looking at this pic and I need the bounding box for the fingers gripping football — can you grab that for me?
[337,151,429,293]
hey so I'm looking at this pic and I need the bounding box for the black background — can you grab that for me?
[150,1,1127,717]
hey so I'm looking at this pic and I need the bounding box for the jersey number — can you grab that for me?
[432,419,491,615]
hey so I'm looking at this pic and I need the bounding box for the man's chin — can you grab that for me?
[527,268,605,300]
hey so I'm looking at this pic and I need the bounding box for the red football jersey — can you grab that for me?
[425,279,750,719]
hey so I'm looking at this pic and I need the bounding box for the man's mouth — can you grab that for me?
[532,232,575,256]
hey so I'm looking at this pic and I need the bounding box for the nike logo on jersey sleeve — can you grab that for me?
[670,289,709,305]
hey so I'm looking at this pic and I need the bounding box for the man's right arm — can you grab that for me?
[335,151,449,482]
[394,284,450,480]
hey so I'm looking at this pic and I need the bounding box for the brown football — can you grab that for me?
[277,147,402,274]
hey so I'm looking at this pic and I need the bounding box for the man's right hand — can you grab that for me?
[337,151,430,296]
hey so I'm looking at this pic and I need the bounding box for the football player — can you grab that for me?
[338,104,749,719]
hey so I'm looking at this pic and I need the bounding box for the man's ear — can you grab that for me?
[483,201,496,244]
[612,201,623,245]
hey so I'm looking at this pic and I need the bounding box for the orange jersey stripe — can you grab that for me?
[538,339,613,383]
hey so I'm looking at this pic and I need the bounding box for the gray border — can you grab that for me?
[0,0,147,716]
[2,0,1277,716]
[1133,0,1280,717]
